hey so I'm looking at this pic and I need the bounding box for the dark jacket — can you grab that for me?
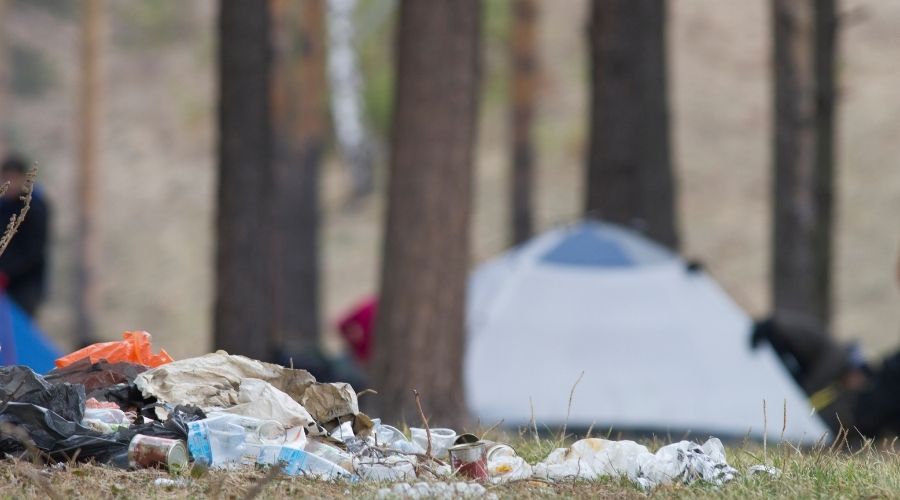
[0,189,49,315]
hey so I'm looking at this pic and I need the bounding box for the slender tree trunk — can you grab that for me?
[371,0,480,427]
[75,0,103,347]
[327,0,375,201]
[585,0,678,250]
[268,0,327,356]
[214,0,273,360]
[509,0,538,246]
[771,0,837,328]
[0,0,8,151]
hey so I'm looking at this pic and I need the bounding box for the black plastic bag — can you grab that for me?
[0,402,122,462]
[45,358,148,395]
[0,401,206,465]
[0,366,85,423]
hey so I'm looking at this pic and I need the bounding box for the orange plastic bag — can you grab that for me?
[55,331,174,369]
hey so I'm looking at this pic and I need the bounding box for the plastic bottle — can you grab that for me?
[278,445,353,480]
[187,415,290,468]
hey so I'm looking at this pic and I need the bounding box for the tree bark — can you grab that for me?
[75,0,103,347]
[268,0,326,356]
[371,0,480,427]
[771,0,837,328]
[214,0,273,360]
[509,0,538,246]
[585,0,678,250]
[0,0,8,151]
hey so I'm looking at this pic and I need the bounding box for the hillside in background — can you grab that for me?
[4,0,898,358]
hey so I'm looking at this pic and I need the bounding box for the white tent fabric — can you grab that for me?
[465,221,829,444]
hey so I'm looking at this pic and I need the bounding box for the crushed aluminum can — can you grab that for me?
[128,435,188,472]
[448,441,488,481]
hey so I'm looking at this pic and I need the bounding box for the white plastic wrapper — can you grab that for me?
[487,454,533,484]
[748,464,782,478]
[533,437,738,490]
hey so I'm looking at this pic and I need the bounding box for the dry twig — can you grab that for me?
[0,168,36,259]
[559,371,584,444]
[412,389,432,460]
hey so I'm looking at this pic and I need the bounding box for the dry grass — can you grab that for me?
[1,439,899,499]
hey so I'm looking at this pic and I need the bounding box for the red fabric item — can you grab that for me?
[337,297,377,364]
[0,272,8,290]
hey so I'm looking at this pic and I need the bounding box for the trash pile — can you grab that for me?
[0,331,773,492]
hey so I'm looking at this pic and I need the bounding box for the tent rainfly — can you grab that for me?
[465,221,829,444]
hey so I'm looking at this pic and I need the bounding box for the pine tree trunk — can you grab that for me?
[0,0,8,151]
[585,0,678,250]
[214,0,273,360]
[509,0,538,246]
[269,0,326,355]
[771,0,837,328]
[75,0,103,346]
[370,0,480,427]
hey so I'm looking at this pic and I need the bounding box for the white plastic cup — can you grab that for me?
[410,428,457,458]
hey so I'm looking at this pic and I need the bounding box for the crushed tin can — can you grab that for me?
[448,441,488,480]
[128,435,188,473]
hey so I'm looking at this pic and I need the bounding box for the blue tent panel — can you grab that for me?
[0,295,60,374]
[540,225,633,267]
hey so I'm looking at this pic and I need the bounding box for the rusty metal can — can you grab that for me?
[128,435,188,472]
[454,433,480,445]
[448,441,487,480]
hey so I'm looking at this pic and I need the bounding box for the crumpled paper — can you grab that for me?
[134,351,316,407]
[300,382,359,423]
[217,378,315,431]
[533,437,737,490]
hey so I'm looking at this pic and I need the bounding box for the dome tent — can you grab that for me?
[465,221,829,444]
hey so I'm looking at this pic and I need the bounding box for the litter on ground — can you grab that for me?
[0,332,779,494]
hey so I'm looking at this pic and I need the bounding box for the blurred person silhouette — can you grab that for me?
[0,154,50,317]
[752,309,900,440]
[270,298,376,390]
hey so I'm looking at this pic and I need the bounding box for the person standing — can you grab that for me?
[0,155,50,317]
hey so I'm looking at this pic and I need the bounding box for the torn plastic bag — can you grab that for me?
[533,437,737,490]
[0,402,204,465]
[0,402,123,462]
[134,351,316,408]
[639,438,738,488]
[54,331,173,369]
[45,358,148,396]
[0,366,85,423]
[216,378,315,432]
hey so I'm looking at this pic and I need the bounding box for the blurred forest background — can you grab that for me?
[2,0,898,360]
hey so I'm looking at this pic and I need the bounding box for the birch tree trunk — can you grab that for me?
[327,0,374,201]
